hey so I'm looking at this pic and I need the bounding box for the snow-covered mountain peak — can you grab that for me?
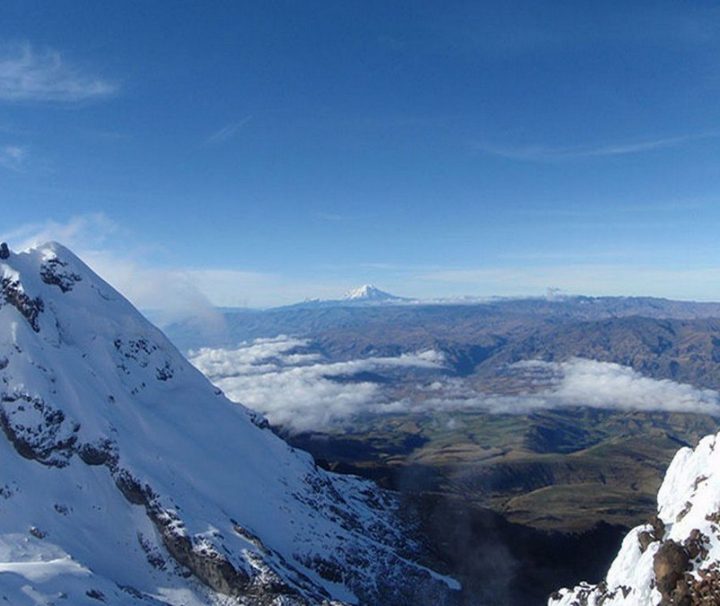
[550,430,720,605]
[343,284,401,301]
[0,242,458,605]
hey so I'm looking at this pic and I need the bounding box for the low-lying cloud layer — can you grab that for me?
[190,336,444,432]
[534,358,719,413]
[190,338,720,433]
[398,358,720,416]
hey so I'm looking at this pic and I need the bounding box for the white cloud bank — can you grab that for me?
[539,358,719,413]
[400,358,720,416]
[190,342,720,433]
[0,42,117,102]
[190,336,445,432]
[0,144,26,171]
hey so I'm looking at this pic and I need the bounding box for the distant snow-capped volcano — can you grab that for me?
[343,284,405,302]
[275,285,411,310]
[0,242,458,606]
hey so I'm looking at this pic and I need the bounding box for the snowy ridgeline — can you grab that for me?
[0,242,459,606]
[550,432,720,605]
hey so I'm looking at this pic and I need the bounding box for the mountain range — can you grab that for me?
[165,295,720,390]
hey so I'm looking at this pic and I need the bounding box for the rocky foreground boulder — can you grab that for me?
[549,430,720,605]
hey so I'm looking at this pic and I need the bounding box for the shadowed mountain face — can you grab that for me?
[304,315,720,395]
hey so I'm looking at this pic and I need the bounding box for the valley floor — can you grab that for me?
[283,408,720,604]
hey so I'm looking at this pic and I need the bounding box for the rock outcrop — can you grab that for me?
[549,431,720,605]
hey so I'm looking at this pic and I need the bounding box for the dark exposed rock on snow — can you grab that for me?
[550,433,720,605]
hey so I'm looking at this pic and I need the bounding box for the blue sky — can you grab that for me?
[2,1,720,309]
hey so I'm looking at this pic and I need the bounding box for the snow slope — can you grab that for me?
[0,242,458,606]
[549,431,720,605]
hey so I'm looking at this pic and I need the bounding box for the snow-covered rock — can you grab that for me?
[549,432,720,605]
[0,242,459,606]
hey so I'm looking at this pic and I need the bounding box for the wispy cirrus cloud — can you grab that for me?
[0,42,118,103]
[475,131,720,162]
[204,115,253,146]
[0,145,27,171]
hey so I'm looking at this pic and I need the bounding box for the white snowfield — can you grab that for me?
[550,431,720,605]
[0,243,459,606]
